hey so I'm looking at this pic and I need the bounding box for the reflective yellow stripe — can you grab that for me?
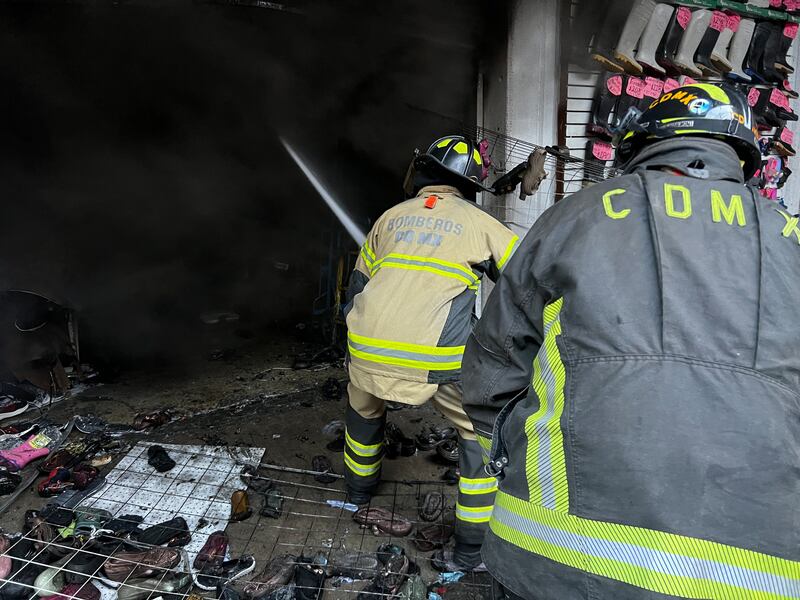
[363,241,376,261]
[345,430,382,458]
[476,433,492,465]
[370,253,478,285]
[459,476,498,495]
[348,333,464,356]
[348,345,462,371]
[525,298,569,513]
[344,453,381,477]
[496,235,520,270]
[491,491,800,600]
[456,502,494,523]
[360,247,374,267]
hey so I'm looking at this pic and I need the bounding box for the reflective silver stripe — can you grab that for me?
[456,503,494,523]
[344,453,380,477]
[459,478,498,494]
[348,341,463,365]
[373,256,478,284]
[491,502,800,599]
[360,246,374,267]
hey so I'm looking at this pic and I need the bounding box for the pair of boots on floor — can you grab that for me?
[343,383,496,571]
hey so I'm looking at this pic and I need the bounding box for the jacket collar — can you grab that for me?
[623,138,745,183]
[418,185,465,198]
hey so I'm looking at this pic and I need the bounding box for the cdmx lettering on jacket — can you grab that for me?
[602,185,800,245]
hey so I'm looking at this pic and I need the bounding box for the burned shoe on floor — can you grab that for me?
[293,556,326,600]
[260,487,284,519]
[103,546,182,582]
[146,445,176,472]
[416,425,457,451]
[194,554,256,591]
[354,507,413,537]
[329,552,380,580]
[412,523,455,552]
[116,571,192,600]
[0,468,22,496]
[418,491,445,522]
[41,582,101,600]
[435,439,459,464]
[397,574,426,600]
[243,554,296,599]
[230,489,252,522]
[133,516,190,547]
[193,530,229,572]
[311,455,337,484]
[385,423,415,459]
[358,553,410,599]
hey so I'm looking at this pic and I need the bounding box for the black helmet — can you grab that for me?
[405,135,491,198]
[615,83,761,178]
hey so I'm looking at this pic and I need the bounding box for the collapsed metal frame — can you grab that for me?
[0,444,499,600]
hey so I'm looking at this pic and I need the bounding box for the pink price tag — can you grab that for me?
[591,141,614,162]
[643,77,664,99]
[710,11,727,32]
[770,87,790,109]
[770,0,783,8]
[783,23,798,39]
[748,87,761,107]
[663,78,680,93]
[727,13,741,32]
[780,128,794,145]
[626,77,645,99]
[676,7,692,29]
[681,76,697,85]
[607,75,623,96]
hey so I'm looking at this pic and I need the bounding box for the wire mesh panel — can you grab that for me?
[0,445,498,600]
[459,124,621,228]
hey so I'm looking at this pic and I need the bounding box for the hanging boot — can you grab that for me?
[745,21,774,83]
[591,0,635,72]
[453,437,496,571]
[760,21,789,84]
[695,11,729,76]
[727,18,756,81]
[589,73,624,138]
[611,0,657,74]
[673,9,712,77]
[583,140,613,188]
[635,3,674,75]
[710,13,739,73]
[774,22,797,76]
[343,404,385,505]
[613,76,645,130]
[637,76,665,112]
[657,6,694,75]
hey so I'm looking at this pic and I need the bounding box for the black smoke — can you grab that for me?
[0,0,489,364]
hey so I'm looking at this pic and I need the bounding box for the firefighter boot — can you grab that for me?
[453,436,497,569]
[344,404,385,505]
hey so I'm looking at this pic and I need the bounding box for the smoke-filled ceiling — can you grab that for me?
[0,0,491,363]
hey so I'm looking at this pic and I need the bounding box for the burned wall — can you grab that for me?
[0,0,485,364]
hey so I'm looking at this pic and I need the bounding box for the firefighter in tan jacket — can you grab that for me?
[343,136,518,571]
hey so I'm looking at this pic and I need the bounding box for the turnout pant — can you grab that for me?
[345,382,497,559]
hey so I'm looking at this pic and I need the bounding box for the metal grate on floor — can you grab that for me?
[0,443,498,600]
